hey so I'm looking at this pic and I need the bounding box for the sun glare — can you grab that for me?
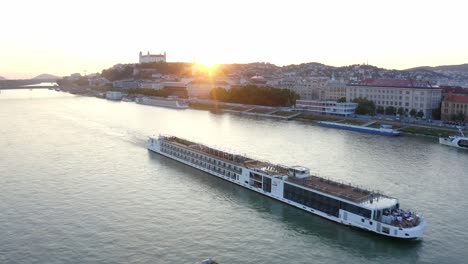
[194,62,218,76]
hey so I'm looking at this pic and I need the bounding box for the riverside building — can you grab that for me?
[294,100,357,117]
[319,81,347,101]
[441,93,468,122]
[346,79,442,118]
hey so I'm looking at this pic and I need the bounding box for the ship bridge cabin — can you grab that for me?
[288,166,310,179]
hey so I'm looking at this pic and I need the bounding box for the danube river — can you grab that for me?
[1,89,467,263]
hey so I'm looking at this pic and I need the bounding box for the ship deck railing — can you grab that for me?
[287,175,384,204]
[158,135,288,177]
[380,210,421,228]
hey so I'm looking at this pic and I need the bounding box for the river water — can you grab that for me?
[0,89,467,263]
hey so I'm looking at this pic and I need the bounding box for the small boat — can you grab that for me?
[317,121,401,136]
[439,128,468,149]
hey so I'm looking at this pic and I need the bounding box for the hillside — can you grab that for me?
[407,63,468,73]
[33,74,61,80]
[0,76,5,80]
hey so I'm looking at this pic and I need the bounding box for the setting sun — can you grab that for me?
[193,62,219,76]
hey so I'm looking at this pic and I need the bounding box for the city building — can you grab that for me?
[320,81,347,101]
[294,100,357,117]
[441,93,468,122]
[139,51,166,63]
[186,79,231,98]
[113,79,141,89]
[278,77,329,100]
[88,77,110,87]
[346,79,442,117]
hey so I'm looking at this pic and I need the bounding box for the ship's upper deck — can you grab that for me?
[160,135,288,176]
[157,135,393,207]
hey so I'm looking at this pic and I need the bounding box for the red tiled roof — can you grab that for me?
[349,79,433,88]
[445,93,468,103]
[441,86,468,95]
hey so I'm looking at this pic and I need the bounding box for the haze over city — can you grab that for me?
[1,0,467,79]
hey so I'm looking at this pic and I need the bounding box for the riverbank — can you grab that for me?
[56,85,464,138]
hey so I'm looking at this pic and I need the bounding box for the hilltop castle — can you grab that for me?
[139,51,166,63]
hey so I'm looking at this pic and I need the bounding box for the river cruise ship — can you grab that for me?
[147,135,425,239]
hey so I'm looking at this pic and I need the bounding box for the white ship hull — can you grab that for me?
[439,129,468,149]
[146,136,425,239]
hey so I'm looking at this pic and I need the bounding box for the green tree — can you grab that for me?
[416,110,425,118]
[337,97,346,103]
[409,109,417,117]
[451,111,466,122]
[397,107,405,116]
[101,65,134,81]
[385,106,396,115]
[376,106,385,114]
[209,85,299,107]
[209,87,229,102]
[352,97,376,115]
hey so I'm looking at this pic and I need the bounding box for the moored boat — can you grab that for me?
[147,135,425,239]
[439,128,468,149]
[317,121,401,136]
[136,96,189,109]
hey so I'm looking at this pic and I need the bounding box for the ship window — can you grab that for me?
[283,183,339,217]
[361,219,364,223]
[382,227,390,234]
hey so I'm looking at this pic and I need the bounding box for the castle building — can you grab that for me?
[139,51,166,63]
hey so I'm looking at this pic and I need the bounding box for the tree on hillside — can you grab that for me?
[409,109,417,117]
[101,65,134,81]
[385,106,396,115]
[352,97,376,115]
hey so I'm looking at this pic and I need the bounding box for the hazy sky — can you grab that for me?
[1,0,467,79]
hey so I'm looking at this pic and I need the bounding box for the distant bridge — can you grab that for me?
[0,79,58,89]
[1,86,57,89]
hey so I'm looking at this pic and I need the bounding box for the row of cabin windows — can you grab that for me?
[283,183,371,218]
[160,146,240,180]
[160,143,242,173]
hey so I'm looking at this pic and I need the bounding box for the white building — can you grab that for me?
[139,51,166,63]
[346,79,442,117]
[294,100,357,116]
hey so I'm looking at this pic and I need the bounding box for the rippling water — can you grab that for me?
[0,89,467,263]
